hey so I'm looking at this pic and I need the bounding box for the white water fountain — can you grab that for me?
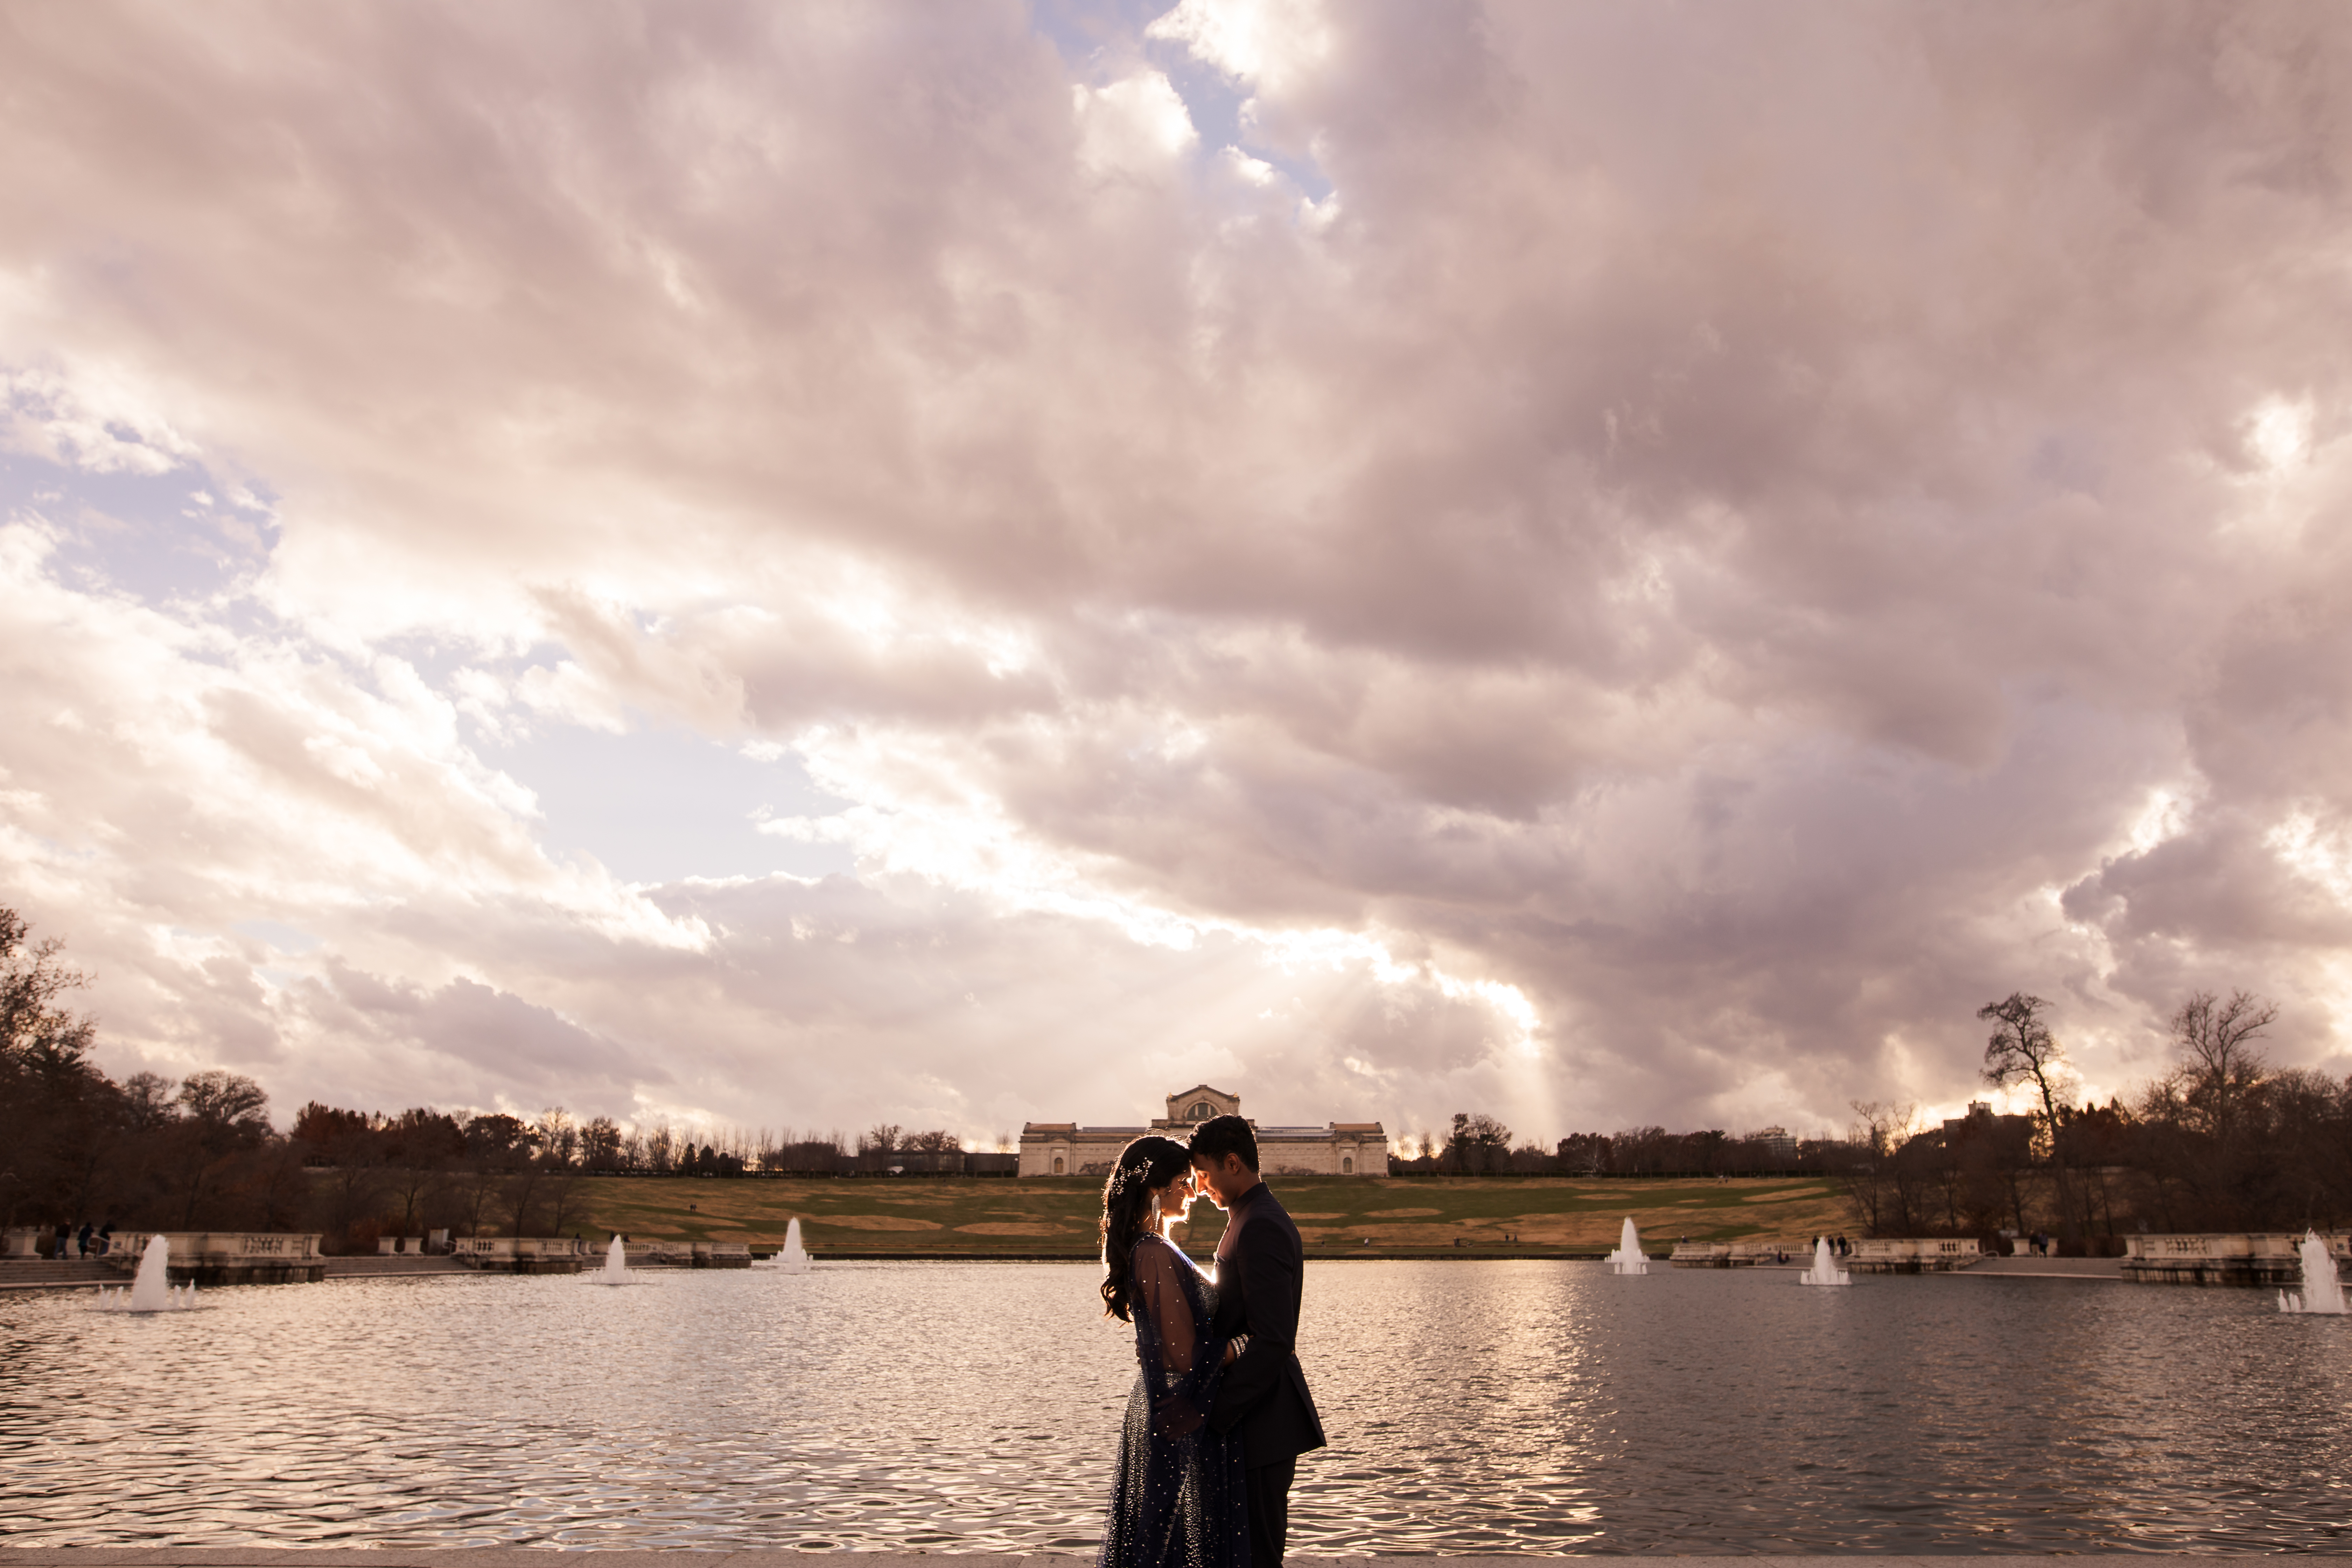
[1605,1218,1649,1275]
[99,1233,195,1312]
[1798,1235,1851,1287]
[2278,1230,2346,1315]
[591,1234,631,1286]
[774,1217,810,1274]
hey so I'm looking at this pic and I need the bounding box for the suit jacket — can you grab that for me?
[1205,1181,1327,1467]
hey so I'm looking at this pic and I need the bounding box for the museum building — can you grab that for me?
[1018,1084,1387,1178]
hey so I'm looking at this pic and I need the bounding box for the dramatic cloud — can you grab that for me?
[4,0,2351,1143]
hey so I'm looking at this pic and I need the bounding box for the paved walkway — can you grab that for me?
[0,1260,121,1290]
[0,1554,2325,1567]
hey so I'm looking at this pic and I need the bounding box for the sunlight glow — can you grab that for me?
[2266,810,2352,905]
[2248,397,2313,472]
[2126,786,2193,855]
[1073,73,1198,173]
[763,733,1546,1060]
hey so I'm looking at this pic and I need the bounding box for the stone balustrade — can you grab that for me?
[614,1239,751,1267]
[623,1240,692,1266]
[1668,1240,1825,1267]
[448,1236,590,1273]
[107,1232,325,1284]
[1850,1237,1981,1273]
[2121,1232,2346,1286]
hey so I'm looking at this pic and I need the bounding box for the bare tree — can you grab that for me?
[534,1107,578,1166]
[540,1157,587,1237]
[1978,993,2075,1131]
[455,1156,503,1237]
[0,908,98,1072]
[2169,988,2277,1144]
[383,1159,445,1237]
[1842,1101,1920,1236]
[502,1160,546,1237]
[312,1113,386,1250]
[1977,992,2080,1239]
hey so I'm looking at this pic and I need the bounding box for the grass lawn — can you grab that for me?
[562,1173,1856,1259]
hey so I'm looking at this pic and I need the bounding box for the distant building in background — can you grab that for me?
[1019,1084,1386,1178]
[1939,1100,2035,1146]
[1751,1126,1798,1162]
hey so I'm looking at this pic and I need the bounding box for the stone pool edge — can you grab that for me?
[1,1554,2332,1566]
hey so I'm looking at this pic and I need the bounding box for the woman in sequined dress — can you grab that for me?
[1095,1135,1248,1568]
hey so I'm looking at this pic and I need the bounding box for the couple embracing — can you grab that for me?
[1096,1115,1324,1568]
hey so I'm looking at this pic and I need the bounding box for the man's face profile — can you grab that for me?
[1191,1151,1251,1210]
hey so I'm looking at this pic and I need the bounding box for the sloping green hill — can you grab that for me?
[566,1173,1852,1259]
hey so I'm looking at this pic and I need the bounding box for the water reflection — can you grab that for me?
[2,1261,2346,1552]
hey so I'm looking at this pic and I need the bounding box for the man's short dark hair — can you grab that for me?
[1189,1114,1257,1172]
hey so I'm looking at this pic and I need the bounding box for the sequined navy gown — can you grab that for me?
[1098,1233,1248,1568]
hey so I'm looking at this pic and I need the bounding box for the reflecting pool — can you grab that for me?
[4,1260,2348,1552]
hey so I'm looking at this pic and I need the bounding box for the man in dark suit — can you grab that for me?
[1189,1114,1326,1568]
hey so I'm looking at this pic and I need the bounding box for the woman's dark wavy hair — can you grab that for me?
[1099,1134,1194,1321]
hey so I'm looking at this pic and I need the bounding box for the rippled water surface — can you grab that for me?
[5,1260,2350,1552]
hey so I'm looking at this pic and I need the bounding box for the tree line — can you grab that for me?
[1388,1111,1851,1177]
[1407,990,2352,1249]
[0,909,301,1238]
[11,904,2348,1255]
[0,908,1003,1253]
[1839,989,2352,1252]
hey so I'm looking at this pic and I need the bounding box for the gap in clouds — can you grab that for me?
[0,447,275,610]
[1033,0,1335,199]
[490,719,856,886]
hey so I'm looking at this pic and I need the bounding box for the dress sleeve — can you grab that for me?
[1129,1237,1225,1440]
[1135,1236,1198,1374]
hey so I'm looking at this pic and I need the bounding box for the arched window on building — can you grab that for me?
[1342,1156,1353,1174]
[1052,1156,1065,1175]
[1189,1101,1214,1121]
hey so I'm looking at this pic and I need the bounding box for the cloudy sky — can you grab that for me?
[5,1,2351,1148]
